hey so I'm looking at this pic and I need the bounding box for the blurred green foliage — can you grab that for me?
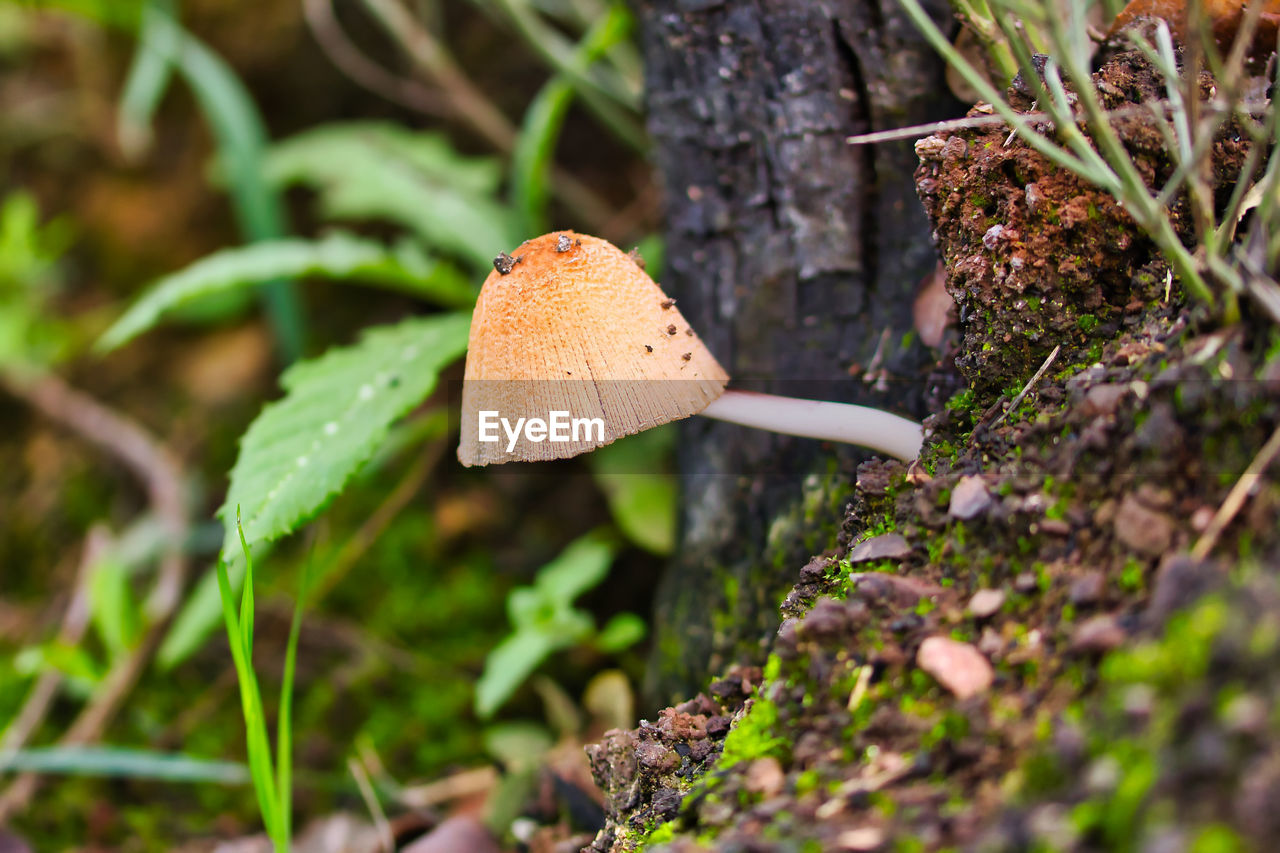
[1,0,667,846]
[475,529,646,718]
[0,191,74,367]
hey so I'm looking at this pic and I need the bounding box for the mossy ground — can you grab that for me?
[583,51,1280,853]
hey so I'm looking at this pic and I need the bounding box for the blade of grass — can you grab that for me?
[276,548,315,847]
[216,513,283,843]
[896,0,1101,180]
[237,516,256,657]
[487,0,645,149]
[512,5,630,233]
[215,553,280,840]
[117,0,177,160]
[143,7,307,362]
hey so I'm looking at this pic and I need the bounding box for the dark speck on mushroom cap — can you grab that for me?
[493,252,521,275]
[555,234,572,253]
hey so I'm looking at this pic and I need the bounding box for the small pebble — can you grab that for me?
[848,532,912,563]
[949,475,992,519]
[982,223,1005,250]
[836,827,886,851]
[968,588,1005,619]
[1069,571,1106,606]
[1014,571,1039,593]
[1070,614,1126,653]
[917,635,994,700]
[1114,493,1175,556]
[744,757,785,797]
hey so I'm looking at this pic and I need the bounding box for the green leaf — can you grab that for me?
[595,612,646,653]
[474,630,558,719]
[482,722,552,772]
[97,233,475,352]
[0,746,248,784]
[0,191,75,368]
[588,428,676,555]
[14,642,102,690]
[89,558,142,660]
[262,122,516,269]
[532,530,617,606]
[37,0,146,29]
[477,531,617,718]
[512,77,575,235]
[219,312,470,562]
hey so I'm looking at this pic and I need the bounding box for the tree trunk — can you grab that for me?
[636,0,957,703]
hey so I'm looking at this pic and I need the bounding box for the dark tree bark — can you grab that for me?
[636,0,958,703]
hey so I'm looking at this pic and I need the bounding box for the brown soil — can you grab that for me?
[580,49,1280,852]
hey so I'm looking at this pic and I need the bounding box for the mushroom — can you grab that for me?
[457,232,924,467]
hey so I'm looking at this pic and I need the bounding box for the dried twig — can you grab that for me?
[0,526,111,755]
[1190,423,1280,560]
[0,370,187,620]
[845,97,1272,147]
[353,0,619,230]
[349,755,395,853]
[991,344,1061,429]
[303,0,450,116]
[397,766,498,810]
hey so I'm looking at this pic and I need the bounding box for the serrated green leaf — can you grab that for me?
[262,123,516,269]
[218,312,470,561]
[98,232,475,352]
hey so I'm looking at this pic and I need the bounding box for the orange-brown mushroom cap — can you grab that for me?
[457,232,729,466]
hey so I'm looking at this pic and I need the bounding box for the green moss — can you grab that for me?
[644,822,678,845]
[1100,597,1227,689]
[720,696,789,766]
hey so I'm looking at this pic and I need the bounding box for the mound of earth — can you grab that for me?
[582,49,1280,852]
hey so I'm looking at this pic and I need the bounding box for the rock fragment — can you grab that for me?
[848,533,912,563]
[949,475,993,519]
[917,636,994,699]
[968,588,1005,619]
[1114,492,1175,555]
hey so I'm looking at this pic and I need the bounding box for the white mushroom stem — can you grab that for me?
[699,390,924,462]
